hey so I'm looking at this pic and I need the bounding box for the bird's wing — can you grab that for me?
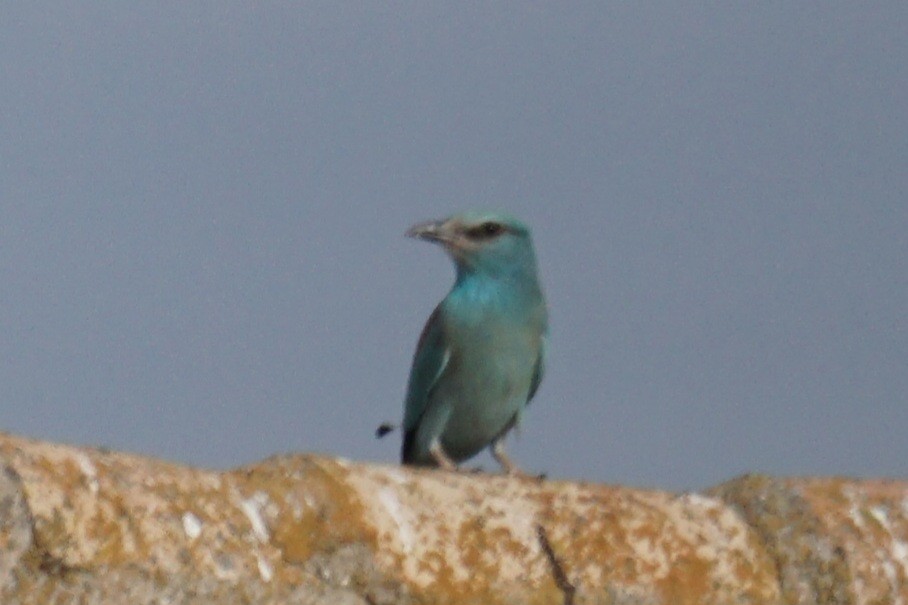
[402,305,452,432]
[526,334,546,403]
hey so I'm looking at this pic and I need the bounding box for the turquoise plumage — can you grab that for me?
[400,211,547,473]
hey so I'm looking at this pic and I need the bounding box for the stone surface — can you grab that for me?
[0,464,33,591]
[712,474,908,605]
[0,431,904,604]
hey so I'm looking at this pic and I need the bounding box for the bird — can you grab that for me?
[398,211,547,474]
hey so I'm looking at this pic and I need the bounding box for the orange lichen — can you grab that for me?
[2,432,902,604]
[234,456,379,567]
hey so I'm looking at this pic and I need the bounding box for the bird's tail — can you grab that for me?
[375,422,397,438]
[401,428,418,464]
[377,423,424,467]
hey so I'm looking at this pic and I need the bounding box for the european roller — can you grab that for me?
[398,211,547,474]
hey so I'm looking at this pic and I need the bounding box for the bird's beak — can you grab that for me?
[406,219,450,244]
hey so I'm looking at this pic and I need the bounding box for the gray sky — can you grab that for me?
[1,4,905,490]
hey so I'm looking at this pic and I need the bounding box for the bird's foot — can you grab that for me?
[429,439,458,471]
[492,440,525,476]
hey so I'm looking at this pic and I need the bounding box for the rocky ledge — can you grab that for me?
[0,432,905,604]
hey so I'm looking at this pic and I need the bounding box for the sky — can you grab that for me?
[1,4,905,491]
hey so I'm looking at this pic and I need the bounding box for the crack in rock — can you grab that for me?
[537,524,576,605]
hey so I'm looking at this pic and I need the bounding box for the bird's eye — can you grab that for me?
[469,222,504,239]
[483,222,502,235]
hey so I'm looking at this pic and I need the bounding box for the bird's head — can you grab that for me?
[406,211,539,281]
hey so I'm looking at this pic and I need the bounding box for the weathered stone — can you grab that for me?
[712,474,908,605]
[0,432,903,604]
[0,463,34,597]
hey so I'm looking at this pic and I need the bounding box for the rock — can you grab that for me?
[0,432,904,604]
[712,474,908,605]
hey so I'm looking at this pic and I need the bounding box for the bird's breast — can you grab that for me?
[441,279,546,391]
[445,316,541,390]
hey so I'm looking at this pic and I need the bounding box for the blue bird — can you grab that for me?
[400,211,547,474]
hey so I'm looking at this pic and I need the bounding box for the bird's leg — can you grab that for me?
[428,438,458,471]
[491,438,523,476]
